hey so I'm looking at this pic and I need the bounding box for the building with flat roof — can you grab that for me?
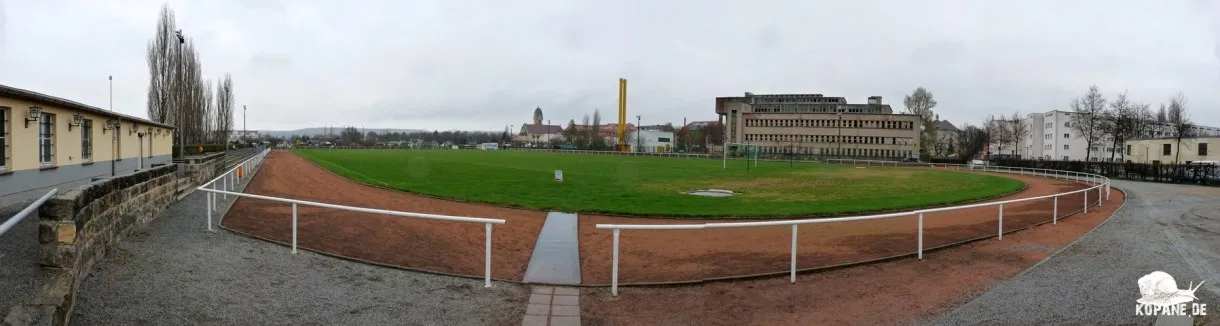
[1124,136,1218,164]
[0,84,175,204]
[1002,109,1220,162]
[714,92,921,158]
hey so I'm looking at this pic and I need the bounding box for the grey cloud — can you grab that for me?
[0,0,1219,132]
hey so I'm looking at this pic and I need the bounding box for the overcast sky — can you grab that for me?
[2,0,1219,132]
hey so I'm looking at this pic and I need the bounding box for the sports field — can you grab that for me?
[294,149,1024,217]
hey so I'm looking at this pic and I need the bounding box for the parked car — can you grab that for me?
[901,157,920,163]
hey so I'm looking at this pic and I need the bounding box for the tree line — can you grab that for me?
[146,4,235,149]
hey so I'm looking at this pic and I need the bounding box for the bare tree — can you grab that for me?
[590,109,606,150]
[984,115,1011,158]
[957,124,988,160]
[1099,91,1152,162]
[578,114,591,149]
[1009,111,1030,158]
[215,74,235,145]
[1156,105,1168,124]
[1069,85,1107,162]
[903,87,938,156]
[145,5,177,123]
[1166,92,1194,164]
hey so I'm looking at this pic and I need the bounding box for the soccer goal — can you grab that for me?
[722,143,761,169]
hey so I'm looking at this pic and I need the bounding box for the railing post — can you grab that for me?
[790,224,798,284]
[612,228,620,296]
[1084,191,1089,214]
[1097,186,1102,207]
[291,203,298,254]
[223,174,228,200]
[998,203,1004,240]
[1053,195,1059,224]
[206,190,213,231]
[213,183,219,209]
[917,213,924,260]
[485,223,493,288]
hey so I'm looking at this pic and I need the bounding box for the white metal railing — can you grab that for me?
[596,159,1112,295]
[0,188,59,237]
[195,148,508,287]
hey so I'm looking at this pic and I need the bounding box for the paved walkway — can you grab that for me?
[523,212,581,285]
[523,286,581,326]
[936,180,1220,325]
[70,155,528,325]
[0,198,49,320]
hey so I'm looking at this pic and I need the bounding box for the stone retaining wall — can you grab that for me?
[6,164,177,325]
[180,153,225,186]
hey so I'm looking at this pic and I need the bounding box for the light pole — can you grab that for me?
[174,29,185,159]
[243,105,247,146]
[636,115,642,152]
[110,75,115,176]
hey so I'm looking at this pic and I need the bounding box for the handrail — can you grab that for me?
[0,188,59,237]
[595,159,1112,295]
[194,147,505,288]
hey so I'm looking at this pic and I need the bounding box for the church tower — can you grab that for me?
[533,107,543,125]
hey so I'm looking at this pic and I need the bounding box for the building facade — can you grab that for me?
[715,93,921,158]
[1001,109,1220,162]
[626,130,674,153]
[1125,136,1217,164]
[0,84,175,204]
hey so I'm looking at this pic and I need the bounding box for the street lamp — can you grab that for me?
[175,30,186,159]
[636,115,642,152]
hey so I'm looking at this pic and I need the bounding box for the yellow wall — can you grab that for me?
[1124,137,1217,164]
[0,96,174,172]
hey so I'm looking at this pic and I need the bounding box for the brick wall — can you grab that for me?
[28,164,178,325]
[181,153,225,186]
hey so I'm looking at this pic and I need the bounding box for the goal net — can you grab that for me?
[723,143,761,169]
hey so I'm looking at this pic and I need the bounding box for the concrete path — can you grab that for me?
[0,198,50,321]
[523,286,581,326]
[523,212,581,285]
[935,180,1220,325]
[70,154,528,325]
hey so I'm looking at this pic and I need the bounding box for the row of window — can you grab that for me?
[1039,144,1117,152]
[745,118,915,130]
[1122,144,1211,156]
[744,134,916,145]
[755,146,914,158]
[753,105,884,114]
[0,108,163,171]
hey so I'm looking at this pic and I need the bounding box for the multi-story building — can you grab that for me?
[996,109,1220,162]
[0,84,175,206]
[715,93,921,158]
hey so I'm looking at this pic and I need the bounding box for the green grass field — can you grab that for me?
[294,149,1025,218]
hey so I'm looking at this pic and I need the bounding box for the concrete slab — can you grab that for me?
[523,212,581,285]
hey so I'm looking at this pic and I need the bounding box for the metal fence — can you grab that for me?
[195,148,508,287]
[595,159,1112,296]
[0,188,59,237]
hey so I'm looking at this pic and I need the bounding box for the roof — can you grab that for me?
[1129,136,1220,141]
[521,124,563,135]
[935,120,960,132]
[0,84,175,129]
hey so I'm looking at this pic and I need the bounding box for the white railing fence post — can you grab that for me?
[1098,186,1102,207]
[790,224,798,284]
[917,213,924,260]
[998,203,1004,240]
[292,203,298,254]
[206,189,213,231]
[1053,195,1059,224]
[485,223,493,288]
[1084,190,1089,214]
[612,228,621,296]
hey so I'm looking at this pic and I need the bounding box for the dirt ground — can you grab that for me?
[580,189,1127,326]
[223,151,1111,286]
[222,151,548,280]
[578,172,1100,284]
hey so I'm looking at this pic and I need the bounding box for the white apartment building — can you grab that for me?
[992,110,1220,162]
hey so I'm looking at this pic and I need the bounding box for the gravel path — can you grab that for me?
[936,180,1220,325]
[0,197,48,319]
[71,154,528,325]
